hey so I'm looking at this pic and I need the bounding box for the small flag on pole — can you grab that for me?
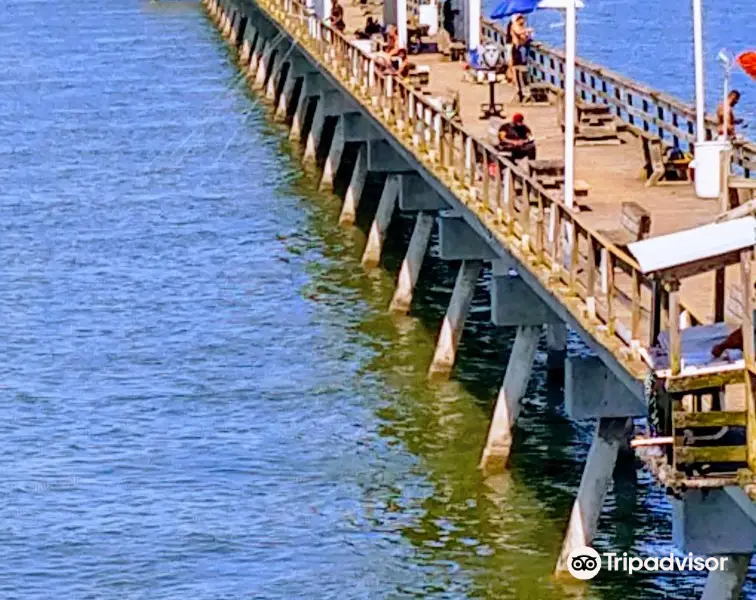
[737,51,756,80]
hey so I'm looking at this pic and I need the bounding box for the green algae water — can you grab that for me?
[0,0,753,598]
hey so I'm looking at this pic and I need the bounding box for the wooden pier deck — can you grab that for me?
[340,2,747,326]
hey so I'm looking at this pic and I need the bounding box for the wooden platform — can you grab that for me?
[339,5,746,329]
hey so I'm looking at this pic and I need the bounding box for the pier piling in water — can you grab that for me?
[479,325,540,473]
[427,259,483,380]
[389,212,434,314]
[361,174,399,269]
[339,144,367,226]
[555,417,634,575]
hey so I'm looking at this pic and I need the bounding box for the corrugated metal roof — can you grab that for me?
[627,216,756,274]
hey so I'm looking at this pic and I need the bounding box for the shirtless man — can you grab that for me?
[717,90,743,139]
[506,14,534,82]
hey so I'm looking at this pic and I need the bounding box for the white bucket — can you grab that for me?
[694,139,731,199]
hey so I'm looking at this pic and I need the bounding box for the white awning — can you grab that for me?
[627,216,756,275]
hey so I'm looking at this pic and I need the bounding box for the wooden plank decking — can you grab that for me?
[341,3,742,327]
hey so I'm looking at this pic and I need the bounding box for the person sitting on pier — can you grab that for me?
[717,89,743,139]
[373,25,402,73]
[328,0,346,33]
[496,113,536,161]
[355,16,381,40]
[390,48,411,78]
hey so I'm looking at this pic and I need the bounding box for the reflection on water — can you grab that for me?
[0,0,753,598]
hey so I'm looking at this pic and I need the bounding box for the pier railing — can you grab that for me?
[480,19,756,177]
[261,0,747,384]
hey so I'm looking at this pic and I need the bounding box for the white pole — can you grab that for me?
[722,66,729,140]
[467,0,480,51]
[564,0,576,210]
[397,0,408,48]
[692,0,705,142]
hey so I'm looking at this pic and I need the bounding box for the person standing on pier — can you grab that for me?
[717,89,743,138]
[442,0,459,40]
[328,0,346,33]
[506,14,534,83]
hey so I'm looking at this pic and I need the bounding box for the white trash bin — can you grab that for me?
[694,139,731,199]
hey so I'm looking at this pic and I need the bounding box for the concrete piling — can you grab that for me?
[555,417,633,575]
[339,145,367,226]
[362,174,400,268]
[479,325,540,473]
[428,260,483,379]
[303,97,325,164]
[701,555,751,600]
[319,117,344,190]
[389,212,434,314]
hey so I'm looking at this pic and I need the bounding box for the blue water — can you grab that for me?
[0,0,753,598]
[484,0,756,124]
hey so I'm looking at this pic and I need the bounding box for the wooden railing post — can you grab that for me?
[741,251,754,367]
[668,279,681,375]
[631,269,642,354]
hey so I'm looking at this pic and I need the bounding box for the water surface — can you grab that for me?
[0,1,753,598]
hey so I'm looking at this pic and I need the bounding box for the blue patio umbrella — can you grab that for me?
[491,0,583,20]
[490,0,540,20]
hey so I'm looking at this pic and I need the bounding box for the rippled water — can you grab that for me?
[0,0,753,598]
[484,0,756,124]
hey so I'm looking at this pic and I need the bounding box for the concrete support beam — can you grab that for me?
[428,260,483,379]
[254,41,274,90]
[438,215,499,261]
[319,117,345,190]
[398,173,450,211]
[289,73,323,142]
[565,355,646,419]
[265,45,288,101]
[222,8,234,39]
[490,262,560,326]
[319,91,359,118]
[218,5,227,30]
[555,417,633,575]
[479,325,540,473]
[339,144,367,226]
[303,96,325,164]
[366,139,412,173]
[229,10,245,45]
[673,488,756,555]
[362,175,400,268]
[701,555,752,600]
[248,37,268,80]
[546,323,567,372]
[342,113,380,142]
[389,212,434,314]
[239,24,257,65]
[275,70,300,121]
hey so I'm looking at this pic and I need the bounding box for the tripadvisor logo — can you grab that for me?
[566,546,731,580]
[567,546,602,580]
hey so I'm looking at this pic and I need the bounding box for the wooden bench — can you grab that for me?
[555,95,620,145]
[407,64,430,87]
[598,201,651,249]
[727,177,756,209]
[640,135,692,188]
[510,66,551,105]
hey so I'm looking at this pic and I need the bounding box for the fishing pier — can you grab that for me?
[203,0,756,595]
